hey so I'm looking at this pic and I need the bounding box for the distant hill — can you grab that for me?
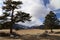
[13,24,44,30]
[13,24,29,30]
[30,25,44,29]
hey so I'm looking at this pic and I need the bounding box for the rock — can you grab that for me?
[10,34,14,38]
[15,36,19,39]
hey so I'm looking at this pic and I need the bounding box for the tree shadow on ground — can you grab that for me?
[54,32,60,34]
[39,33,60,40]
[0,32,22,39]
[21,33,60,40]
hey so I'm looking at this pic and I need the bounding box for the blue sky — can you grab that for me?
[0,0,60,26]
[43,0,50,6]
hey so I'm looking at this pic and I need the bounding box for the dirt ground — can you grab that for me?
[0,29,60,40]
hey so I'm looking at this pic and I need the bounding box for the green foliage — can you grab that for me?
[3,0,22,11]
[44,11,59,32]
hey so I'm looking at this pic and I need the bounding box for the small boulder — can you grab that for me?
[10,34,14,38]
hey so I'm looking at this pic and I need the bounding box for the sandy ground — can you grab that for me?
[0,29,60,40]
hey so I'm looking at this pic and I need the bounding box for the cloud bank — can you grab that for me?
[18,0,50,26]
[50,0,60,9]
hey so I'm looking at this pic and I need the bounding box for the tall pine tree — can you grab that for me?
[44,11,58,32]
[1,0,31,34]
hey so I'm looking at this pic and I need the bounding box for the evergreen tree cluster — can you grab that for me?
[44,11,60,32]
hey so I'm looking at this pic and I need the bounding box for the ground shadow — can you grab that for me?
[0,32,22,39]
[54,31,60,34]
[21,33,60,40]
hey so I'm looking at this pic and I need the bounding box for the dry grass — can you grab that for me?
[15,29,45,35]
[0,29,60,40]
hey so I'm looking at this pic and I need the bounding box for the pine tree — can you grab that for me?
[44,11,58,32]
[1,0,31,34]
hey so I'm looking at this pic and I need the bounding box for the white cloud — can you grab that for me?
[0,0,3,3]
[17,0,50,26]
[49,0,60,10]
[0,0,4,16]
[0,0,3,7]
[18,17,42,27]
[0,8,3,16]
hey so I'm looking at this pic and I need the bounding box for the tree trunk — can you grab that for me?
[10,10,14,34]
[51,27,53,33]
[10,26,12,34]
